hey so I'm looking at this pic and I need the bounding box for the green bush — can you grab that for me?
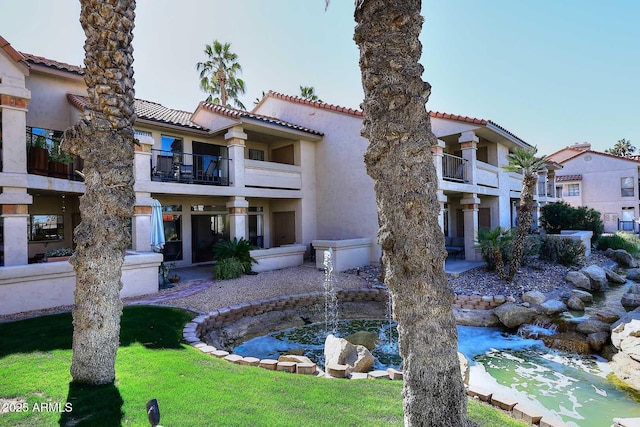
[213,257,245,280]
[477,227,514,272]
[540,201,604,240]
[540,236,586,266]
[213,237,258,273]
[595,232,640,255]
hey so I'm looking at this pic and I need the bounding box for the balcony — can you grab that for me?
[150,149,229,186]
[26,127,83,181]
[244,159,302,190]
[442,153,467,182]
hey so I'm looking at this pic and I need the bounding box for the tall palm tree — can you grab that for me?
[61,0,136,384]
[196,40,246,110]
[605,138,636,157]
[504,146,546,281]
[299,85,323,102]
[355,1,474,425]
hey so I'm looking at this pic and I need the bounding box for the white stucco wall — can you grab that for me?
[25,71,85,131]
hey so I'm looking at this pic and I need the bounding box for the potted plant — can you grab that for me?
[48,140,73,179]
[159,262,179,286]
[45,247,74,262]
[27,134,49,175]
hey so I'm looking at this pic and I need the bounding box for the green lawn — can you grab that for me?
[0,306,525,427]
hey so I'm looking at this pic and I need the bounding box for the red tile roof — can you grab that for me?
[21,52,84,75]
[556,174,583,182]
[0,35,27,65]
[548,147,640,165]
[430,111,486,125]
[200,102,323,136]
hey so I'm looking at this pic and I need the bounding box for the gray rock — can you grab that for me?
[540,299,568,315]
[570,289,594,303]
[604,267,627,284]
[594,309,621,324]
[630,283,640,294]
[587,332,609,352]
[611,319,640,351]
[622,293,640,310]
[612,308,640,331]
[626,269,640,282]
[453,309,501,327]
[610,249,639,268]
[522,290,547,305]
[566,271,592,290]
[581,265,609,291]
[576,319,611,334]
[494,303,538,329]
[567,296,585,311]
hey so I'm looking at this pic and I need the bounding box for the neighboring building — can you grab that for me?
[547,142,640,233]
[0,35,557,313]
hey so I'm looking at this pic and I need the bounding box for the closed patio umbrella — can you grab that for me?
[150,199,165,252]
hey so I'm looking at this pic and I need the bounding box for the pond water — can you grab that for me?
[234,319,640,427]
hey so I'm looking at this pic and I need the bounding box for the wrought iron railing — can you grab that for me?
[151,149,229,186]
[442,153,467,182]
[26,127,83,181]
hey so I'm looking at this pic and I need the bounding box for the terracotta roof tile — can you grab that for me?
[21,52,84,75]
[68,94,204,130]
[256,91,364,117]
[556,174,583,182]
[200,102,323,136]
[0,36,27,65]
[429,111,487,125]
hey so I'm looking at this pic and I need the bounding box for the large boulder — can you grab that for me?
[566,271,592,290]
[604,267,627,284]
[576,319,611,334]
[608,249,639,268]
[570,289,594,303]
[522,290,546,305]
[594,309,621,324]
[626,269,640,282]
[453,309,501,327]
[622,293,640,310]
[344,331,379,350]
[494,303,538,329]
[540,299,568,315]
[324,334,374,373]
[611,319,640,361]
[542,332,591,354]
[610,352,640,392]
[580,265,609,291]
[587,332,610,352]
[567,296,585,311]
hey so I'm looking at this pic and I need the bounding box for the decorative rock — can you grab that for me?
[259,359,278,370]
[386,368,403,380]
[494,303,538,329]
[353,346,375,373]
[326,363,349,378]
[543,332,591,354]
[199,345,217,354]
[513,403,543,424]
[628,269,640,282]
[566,296,585,311]
[223,354,243,364]
[490,393,518,411]
[211,350,230,358]
[349,372,368,380]
[595,309,621,324]
[587,332,609,352]
[344,331,379,350]
[611,319,640,358]
[467,385,492,401]
[604,267,627,284]
[367,370,390,380]
[570,289,593,303]
[541,300,568,315]
[610,352,640,392]
[576,319,610,334]
[278,355,314,365]
[566,271,591,290]
[580,265,609,291]
[523,290,547,305]
[613,418,640,427]
[296,362,317,375]
[609,249,639,268]
[239,357,260,366]
[324,334,374,373]
[453,309,501,327]
[540,416,570,427]
[458,352,469,386]
[622,293,640,310]
[276,361,297,373]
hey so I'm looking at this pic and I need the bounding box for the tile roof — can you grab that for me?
[556,174,583,182]
[429,111,487,125]
[0,35,27,65]
[21,52,84,75]
[67,94,205,130]
[548,147,640,165]
[200,102,323,136]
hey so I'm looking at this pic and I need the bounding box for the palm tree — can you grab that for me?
[477,227,508,280]
[196,40,246,110]
[299,85,323,102]
[503,146,546,281]
[61,0,136,384]
[355,1,474,425]
[605,138,636,157]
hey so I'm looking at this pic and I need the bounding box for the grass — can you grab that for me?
[595,231,640,255]
[0,306,525,427]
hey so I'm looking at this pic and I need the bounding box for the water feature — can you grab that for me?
[234,319,640,426]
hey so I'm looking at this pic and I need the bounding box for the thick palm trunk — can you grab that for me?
[62,0,136,385]
[507,173,536,281]
[355,1,473,425]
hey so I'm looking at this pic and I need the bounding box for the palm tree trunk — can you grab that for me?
[507,173,536,281]
[217,68,228,106]
[355,1,473,425]
[62,0,136,385]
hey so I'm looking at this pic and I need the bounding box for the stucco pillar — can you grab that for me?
[133,133,154,183]
[431,139,445,182]
[225,126,247,188]
[226,196,248,240]
[460,193,480,261]
[1,95,30,174]
[1,202,31,266]
[132,193,155,252]
[437,191,447,233]
[459,131,478,185]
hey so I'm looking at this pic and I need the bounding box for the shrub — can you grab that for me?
[213,237,258,273]
[595,232,640,255]
[213,257,245,280]
[540,201,604,240]
[477,227,513,273]
[540,236,586,266]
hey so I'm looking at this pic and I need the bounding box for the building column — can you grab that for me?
[1,93,30,174]
[461,193,480,261]
[133,133,154,184]
[225,126,247,188]
[431,139,445,182]
[132,193,155,252]
[226,196,248,240]
[437,191,448,233]
[1,198,31,266]
[459,131,478,185]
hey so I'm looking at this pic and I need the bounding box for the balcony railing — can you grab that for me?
[26,127,83,181]
[442,153,467,182]
[151,149,229,186]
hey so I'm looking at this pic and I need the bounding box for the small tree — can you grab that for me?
[299,86,323,102]
[605,138,636,157]
[540,201,604,240]
[196,40,246,109]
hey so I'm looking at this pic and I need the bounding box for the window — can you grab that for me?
[161,135,183,164]
[248,149,265,161]
[162,205,182,261]
[28,215,64,241]
[248,207,264,247]
[621,177,634,197]
[556,186,563,198]
[567,184,580,196]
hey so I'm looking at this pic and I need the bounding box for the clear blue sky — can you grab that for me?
[1,0,638,155]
